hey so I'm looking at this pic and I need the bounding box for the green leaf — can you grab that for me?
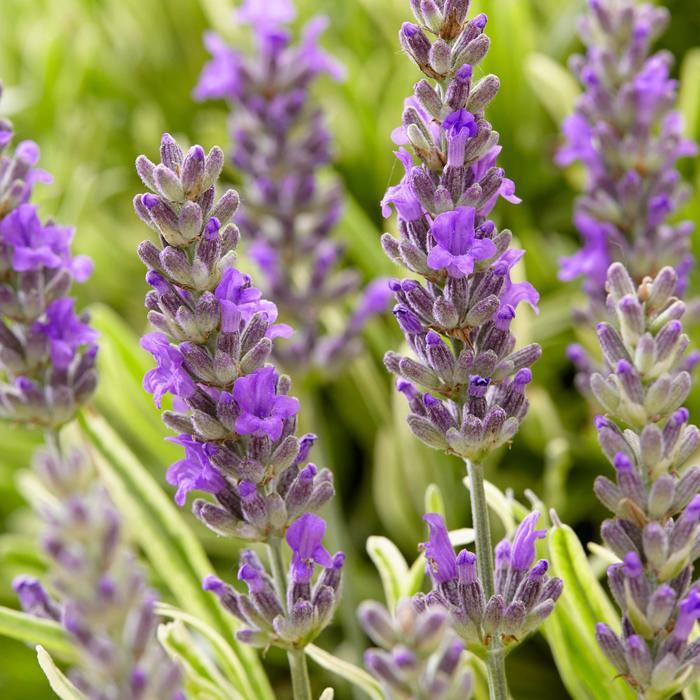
[542,518,635,700]
[305,644,383,700]
[78,412,273,700]
[157,621,239,700]
[319,690,335,700]
[155,602,257,699]
[0,606,77,662]
[424,483,446,517]
[36,646,86,700]
[524,52,580,125]
[679,49,700,141]
[366,536,408,612]
[684,681,700,700]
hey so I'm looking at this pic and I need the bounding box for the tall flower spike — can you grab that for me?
[359,597,474,700]
[134,134,334,541]
[0,85,97,428]
[195,0,391,372]
[381,6,545,697]
[15,448,183,699]
[203,513,344,650]
[588,262,700,696]
[557,0,697,306]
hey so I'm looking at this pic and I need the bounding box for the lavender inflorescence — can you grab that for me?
[195,0,391,372]
[15,448,183,699]
[382,1,541,461]
[416,512,562,655]
[204,512,343,650]
[0,86,97,428]
[557,0,697,306]
[134,133,334,542]
[588,264,700,696]
[359,597,474,700]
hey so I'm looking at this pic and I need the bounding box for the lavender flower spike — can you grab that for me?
[134,134,334,542]
[0,85,97,428]
[381,6,545,697]
[195,0,391,372]
[557,0,697,304]
[588,263,700,696]
[416,512,560,654]
[15,448,182,699]
[359,597,473,700]
[203,513,344,651]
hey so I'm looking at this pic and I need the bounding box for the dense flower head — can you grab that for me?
[359,597,473,700]
[203,514,343,649]
[416,512,561,654]
[0,87,97,428]
[381,2,540,460]
[557,0,697,303]
[583,262,700,695]
[135,134,334,542]
[194,0,389,373]
[15,448,182,699]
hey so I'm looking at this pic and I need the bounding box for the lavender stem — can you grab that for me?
[267,539,313,700]
[466,459,508,700]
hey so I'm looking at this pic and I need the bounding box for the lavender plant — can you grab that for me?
[0,86,97,428]
[134,133,343,699]
[15,448,183,699]
[585,263,700,697]
[0,85,181,699]
[359,596,474,699]
[194,0,391,372]
[556,0,697,308]
[376,2,550,696]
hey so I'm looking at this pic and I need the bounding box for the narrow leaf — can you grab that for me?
[0,606,77,662]
[366,536,409,612]
[36,646,86,700]
[306,644,383,700]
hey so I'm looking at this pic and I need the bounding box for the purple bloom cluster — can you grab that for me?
[359,597,473,700]
[557,0,697,304]
[586,264,700,695]
[203,512,344,649]
[195,0,391,372]
[381,2,541,461]
[416,512,561,654]
[0,87,97,428]
[134,134,334,541]
[15,448,182,699]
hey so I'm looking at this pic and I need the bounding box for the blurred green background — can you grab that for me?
[0,0,699,697]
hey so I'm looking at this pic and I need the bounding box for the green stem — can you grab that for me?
[466,459,509,700]
[266,541,313,700]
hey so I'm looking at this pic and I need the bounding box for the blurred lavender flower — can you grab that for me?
[15,448,182,699]
[359,598,473,700]
[0,86,97,428]
[416,512,561,654]
[382,4,541,462]
[195,0,391,372]
[557,0,697,305]
[134,134,334,541]
[587,263,700,696]
[203,513,344,650]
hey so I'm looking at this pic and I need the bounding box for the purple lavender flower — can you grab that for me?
[233,366,300,440]
[15,448,182,699]
[135,133,334,543]
[380,4,541,464]
[427,207,497,278]
[359,597,473,700]
[203,514,343,650]
[195,0,389,372]
[416,512,561,654]
[0,86,97,428]
[557,0,697,303]
[583,261,700,695]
